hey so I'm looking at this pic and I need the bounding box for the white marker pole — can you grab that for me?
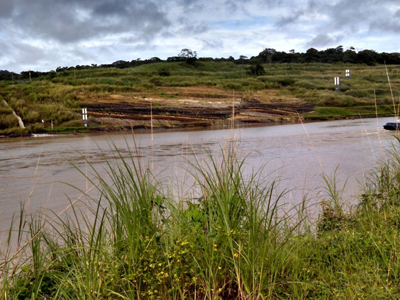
[334,77,340,85]
[82,108,88,127]
[334,77,340,91]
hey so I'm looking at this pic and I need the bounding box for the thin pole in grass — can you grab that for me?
[385,62,397,120]
[25,145,43,214]
[373,89,387,163]
[40,181,54,228]
[296,112,324,173]
[295,112,333,216]
[231,89,235,130]
[129,122,143,178]
[358,113,378,159]
[150,98,154,173]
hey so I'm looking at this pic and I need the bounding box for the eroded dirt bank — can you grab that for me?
[79,87,315,129]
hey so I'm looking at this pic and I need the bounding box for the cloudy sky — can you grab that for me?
[1,0,400,73]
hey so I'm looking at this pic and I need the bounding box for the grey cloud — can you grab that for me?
[182,0,199,6]
[306,33,343,48]
[3,0,170,44]
[92,1,130,17]
[307,34,332,47]
[68,48,97,63]
[174,0,204,13]
[276,0,326,28]
[275,0,400,51]
[200,38,224,50]
[180,23,209,35]
[275,10,304,27]
[0,38,10,57]
[274,0,377,31]
[369,8,400,33]
[0,0,14,18]
[321,0,400,34]
[370,19,400,34]
[173,15,209,36]
[2,41,47,70]
[130,43,157,52]
[224,0,238,13]
[2,0,400,72]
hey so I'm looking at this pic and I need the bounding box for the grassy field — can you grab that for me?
[1,62,400,135]
[2,138,400,299]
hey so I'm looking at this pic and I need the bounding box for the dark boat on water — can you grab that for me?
[383,122,399,130]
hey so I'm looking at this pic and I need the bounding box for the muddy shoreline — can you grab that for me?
[0,97,392,138]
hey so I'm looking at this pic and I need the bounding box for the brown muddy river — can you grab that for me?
[0,117,398,239]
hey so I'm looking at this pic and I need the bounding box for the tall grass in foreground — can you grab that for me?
[3,139,400,299]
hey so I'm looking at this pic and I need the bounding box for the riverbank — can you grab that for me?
[2,136,400,298]
[1,112,394,139]
[0,62,399,137]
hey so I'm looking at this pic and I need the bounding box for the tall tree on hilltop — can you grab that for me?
[178,48,198,66]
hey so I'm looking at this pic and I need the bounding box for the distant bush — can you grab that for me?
[0,113,18,129]
[262,81,281,89]
[0,126,28,136]
[248,63,266,76]
[149,77,163,86]
[26,123,46,133]
[278,78,295,86]
[140,83,155,90]
[345,90,371,98]
[259,76,295,87]
[22,110,40,123]
[60,119,86,127]
[317,94,357,107]
[221,82,243,91]
[0,105,13,114]
[296,80,316,89]
[374,88,388,96]
[158,67,171,77]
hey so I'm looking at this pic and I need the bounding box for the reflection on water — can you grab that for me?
[0,117,397,235]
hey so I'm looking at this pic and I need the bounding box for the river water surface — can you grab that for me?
[0,117,398,238]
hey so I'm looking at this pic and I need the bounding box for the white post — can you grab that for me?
[334,77,340,85]
[334,77,340,91]
[346,69,350,77]
[82,108,88,127]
